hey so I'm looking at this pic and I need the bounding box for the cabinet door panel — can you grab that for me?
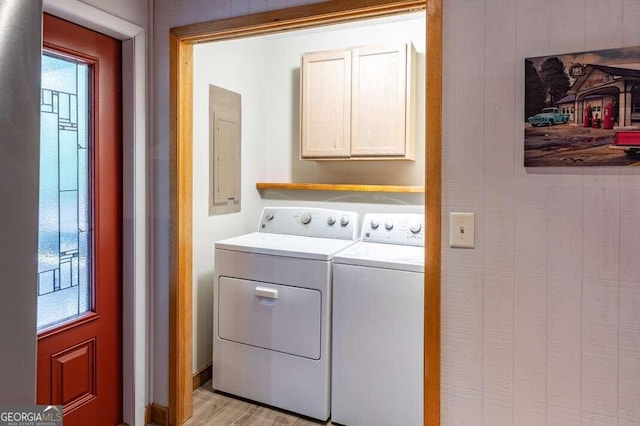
[351,44,407,156]
[301,50,351,158]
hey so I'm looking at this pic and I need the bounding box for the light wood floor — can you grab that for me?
[184,381,332,426]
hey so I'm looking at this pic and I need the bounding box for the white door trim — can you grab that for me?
[42,2,148,425]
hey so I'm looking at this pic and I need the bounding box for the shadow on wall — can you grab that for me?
[195,269,215,371]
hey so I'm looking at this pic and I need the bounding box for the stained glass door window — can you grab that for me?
[37,53,91,330]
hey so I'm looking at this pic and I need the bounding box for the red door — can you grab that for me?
[36,14,122,426]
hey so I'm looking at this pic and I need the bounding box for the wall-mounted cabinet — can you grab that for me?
[300,43,416,161]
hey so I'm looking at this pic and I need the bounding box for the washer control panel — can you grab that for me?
[361,213,424,246]
[259,207,359,240]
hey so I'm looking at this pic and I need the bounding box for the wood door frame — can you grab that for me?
[168,1,442,424]
[42,1,147,425]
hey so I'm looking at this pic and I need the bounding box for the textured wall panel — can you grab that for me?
[442,0,640,423]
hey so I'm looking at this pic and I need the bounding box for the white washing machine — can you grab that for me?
[213,207,360,421]
[331,213,424,426]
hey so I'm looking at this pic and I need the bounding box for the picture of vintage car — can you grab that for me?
[525,47,640,166]
[527,107,570,126]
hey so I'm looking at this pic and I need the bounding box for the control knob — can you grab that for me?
[385,221,394,230]
[370,219,379,230]
[340,216,350,227]
[265,211,274,221]
[300,213,312,225]
[409,221,422,234]
[327,216,336,226]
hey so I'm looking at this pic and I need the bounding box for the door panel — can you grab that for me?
[218,277,322,359]
[300,49,352,158]
[51,339,96,409]
[37,14,122,426]
[351,44,408,156]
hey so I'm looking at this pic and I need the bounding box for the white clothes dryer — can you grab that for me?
[331,213,425,426]
[213,207,360,421]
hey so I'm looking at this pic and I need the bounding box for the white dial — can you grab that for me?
[327,216,336,226]
[340,216,350,227]
[370,219,379,229]
[385,221,394,230]
[300,213,312,225]
[409,221,422,234]
[265,211,274,221]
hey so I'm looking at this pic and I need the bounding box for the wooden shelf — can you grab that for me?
[256,182,425,193]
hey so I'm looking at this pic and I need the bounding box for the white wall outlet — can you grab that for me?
[449,212,475,248]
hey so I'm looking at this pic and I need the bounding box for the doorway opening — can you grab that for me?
[168,1,442,425]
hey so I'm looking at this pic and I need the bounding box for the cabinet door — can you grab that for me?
[300,50,351,158]
[351,44,408,157]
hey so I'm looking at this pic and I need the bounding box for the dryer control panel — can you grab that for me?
[259,207,360,240]
[361,213,424,246]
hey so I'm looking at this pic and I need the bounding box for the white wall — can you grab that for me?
[192,37,269,373]
[441,0,640,424]
[191,12,425,373]
[80,0,147,27]
[0,0,42,404]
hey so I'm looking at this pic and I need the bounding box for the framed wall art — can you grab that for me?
[525,46,640,166]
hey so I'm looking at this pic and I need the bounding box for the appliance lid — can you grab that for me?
[332,241,424,272]
[215,232,359,261]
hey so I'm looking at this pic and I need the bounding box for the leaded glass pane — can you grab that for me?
[37,54,91,330]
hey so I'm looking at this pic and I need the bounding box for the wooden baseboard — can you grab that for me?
[192,363,212,390]
[143,366,209,425]
[145,403,169,425]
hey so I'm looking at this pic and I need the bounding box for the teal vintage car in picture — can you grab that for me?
[527,107,570,126]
